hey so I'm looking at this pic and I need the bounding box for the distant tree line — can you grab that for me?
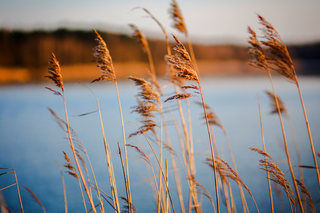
[0,28,319,68]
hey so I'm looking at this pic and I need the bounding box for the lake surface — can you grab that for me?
[1,76,320,213]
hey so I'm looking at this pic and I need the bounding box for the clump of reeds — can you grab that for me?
[165,34,220,213]
[248,18,304,212]
[255,14,319,193]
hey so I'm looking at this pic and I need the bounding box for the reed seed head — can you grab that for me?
[128,76,160,103]
[169,0,186,33]
[92,29,116,83]
[247,26,268,71]
[63,151,79,180]
[195,101,223,129]
[46,53,63,90]
[126,144,151,166]
[250,147,295,207]
[265,90,287,115]
[164,93,194,102]
[129,24,149,53]
[165,35,198,82]
[128,119,156,138]
[257,14,297,84]
[296,179,315,213]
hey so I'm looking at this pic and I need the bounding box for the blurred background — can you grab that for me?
[1,1,320,213]
[0,0,320,83]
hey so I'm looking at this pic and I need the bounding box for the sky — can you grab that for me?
[0,0,320,45]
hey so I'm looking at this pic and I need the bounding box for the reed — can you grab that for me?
[257,13,319,193]
[91,29,133,213]
[248,22,304,212]
[46,53,97,213]
[165,34,220,213]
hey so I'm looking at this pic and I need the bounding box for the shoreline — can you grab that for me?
[0,59,318,85]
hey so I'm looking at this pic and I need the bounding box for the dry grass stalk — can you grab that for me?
[257,16,318,193]
[296,180,315,213]
[197,101,249,212]
[91,30,132,213]
[46,54,97,213]
[56,162,67,213]
[249,147,295,211]
[206,157,260,213]
[257,94,274,213]
[166,34,220,213]
[23,186,46,213]
[265,90,306,211]
[91,29,116,83]
[248,21,304,212]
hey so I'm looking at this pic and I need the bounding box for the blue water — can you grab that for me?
[1,76,319,213]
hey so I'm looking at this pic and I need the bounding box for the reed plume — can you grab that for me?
[169,0,186,33]
[258,15,296,83]
[91,29,116,83]
[170,0,200,78]
[265,91,287,115]
[23,186,46,213]
[165,35,199,83]
[45,53,63,89]
[63,151,79,179]
[296,180,315,213]
[250,147,295,212]
[128,76,160,138]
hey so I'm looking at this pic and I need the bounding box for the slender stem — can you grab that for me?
[56,162,68,213]
[296,81,320,190]
[221,127,248,213]
[114,81,132,213]
[197,80,220,213]
[12,165,24,213]
[257,94,274,213]
[266,72,304,213]
[62,89,97,213]
[286,113,306,212]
